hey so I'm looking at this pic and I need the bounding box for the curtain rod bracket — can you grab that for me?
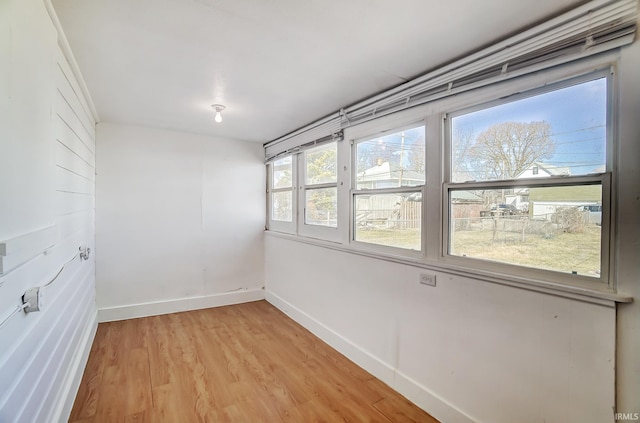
[340,108,351,124]
[584,35,595,50]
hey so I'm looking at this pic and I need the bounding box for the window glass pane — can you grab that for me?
[451,78,607,182]
[273,156,293,189]
[305,187,337,227]
[305,143,337,185]
[356,126,425,189]
[354,193,421,250]
[449,184,602,277]
[272,191,293,222]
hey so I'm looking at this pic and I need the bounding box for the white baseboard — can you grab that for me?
[265,291,396,384]
[98,288,265,322]
[265,291,475,423]
[394,370,476,423]
[53,308,98,423]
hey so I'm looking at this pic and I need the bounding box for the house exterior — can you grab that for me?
[528,184,602,223]
[517,162,571,178]
[357,161,424,189]
[511,163,601,221]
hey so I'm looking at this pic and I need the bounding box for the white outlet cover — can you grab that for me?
[420,273,436,287]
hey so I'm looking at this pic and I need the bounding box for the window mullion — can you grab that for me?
[353,186,423,196]
[306,182,338,190]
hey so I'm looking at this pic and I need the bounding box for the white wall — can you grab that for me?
[0,1,97,422]
[265,237,616,423]
[615,31,640,414]
[96,123,265,321]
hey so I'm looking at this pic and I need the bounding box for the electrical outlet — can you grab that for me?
[23,287,44,313]
[419,273,436,287]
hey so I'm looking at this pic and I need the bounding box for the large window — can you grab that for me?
[353,125,425,251]
[446,74,610,284]
[266,66,617,295]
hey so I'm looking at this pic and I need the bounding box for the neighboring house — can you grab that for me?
[512,162,602,220]
[511,162,572,208]
[528,184,602,223]
[356,162,483,223]
[356,161,424,228]
[357,160,424,189]
[451,190,484,219]
[517,162,571,178]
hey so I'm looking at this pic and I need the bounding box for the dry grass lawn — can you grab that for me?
[356,226,601,277]
[451,226,601,277]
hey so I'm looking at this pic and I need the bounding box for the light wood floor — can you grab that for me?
[69,300,439,422]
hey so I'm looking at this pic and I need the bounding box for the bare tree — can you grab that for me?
[468,121,555,180]
[451,125,478,182]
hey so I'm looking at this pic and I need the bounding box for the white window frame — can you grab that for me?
[441,69,615,291]
[264,57,626,301]
[297,142,340,242]
[267,154,297,234]
[350,123,426,258]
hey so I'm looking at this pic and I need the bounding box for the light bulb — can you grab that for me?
[211,104,225,124]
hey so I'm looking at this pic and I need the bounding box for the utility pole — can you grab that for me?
[399,131,405,186]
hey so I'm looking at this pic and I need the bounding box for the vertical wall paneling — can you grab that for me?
[0,1,97,422]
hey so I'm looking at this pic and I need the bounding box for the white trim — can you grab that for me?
[442,71,614,291]
[267,156,297,234]
[393,370,477,423]
[265,291,476,423]
[43,0,100,123]
[297,143,341,242]
[52,310,98,423]
[265,291,394,384]
[264,112,341,160]
[0,226,57,276]
[97,288,265,322]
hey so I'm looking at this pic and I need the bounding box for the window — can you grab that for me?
[265,67,618,297]
[271,156,294,221]
[353,125,425,251]
[267,155,296,233]
[446,74,610,285]
[302,143,337,227]
[267,142,340,240]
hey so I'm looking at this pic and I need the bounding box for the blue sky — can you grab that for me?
[452,77,607,175]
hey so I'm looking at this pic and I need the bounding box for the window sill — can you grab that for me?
[265,230,632,307]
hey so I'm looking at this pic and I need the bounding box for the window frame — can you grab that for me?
[297,142,340,241]
[267,154,297,234]
[264,60,623,299]
[441,69,615,291]
[349,122,426,257]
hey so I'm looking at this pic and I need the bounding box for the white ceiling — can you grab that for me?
[52,0,586,143]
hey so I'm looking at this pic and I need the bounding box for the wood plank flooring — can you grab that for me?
[69,300,439,422]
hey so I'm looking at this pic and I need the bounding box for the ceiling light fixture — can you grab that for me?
[211,104,225,123]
